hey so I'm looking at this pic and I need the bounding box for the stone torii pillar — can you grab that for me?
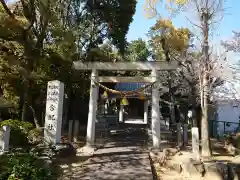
[86,69,99,147]
[151,69,161,149]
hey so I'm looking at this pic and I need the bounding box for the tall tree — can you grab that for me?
[144,0,228,156]
[149,19,191,126]
[0,0,136,125]
[125,38,151,61]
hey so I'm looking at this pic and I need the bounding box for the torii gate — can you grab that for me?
[73,61,178,149]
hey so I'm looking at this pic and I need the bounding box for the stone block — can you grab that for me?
[53,143,77,158]
[204,164,223,180]
[0,126,10,151]
[181,158,202,178]
[228,163,240,180]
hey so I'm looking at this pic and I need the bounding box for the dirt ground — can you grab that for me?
[57,134,239,180]
[57,129,153,180]
[152,139,240,180]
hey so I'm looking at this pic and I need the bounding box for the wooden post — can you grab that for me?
[86,69,99,147]
[177,123,182,147]
[73,120,80,143]
[68,120,73,142]
[119,105,124,123]
[183,124,188,146]
[144,100,148,124]
[223,121,226,135]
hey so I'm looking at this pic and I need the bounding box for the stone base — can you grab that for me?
[54,143,77,157]
[77,145,96,156]
[148,147,162,152]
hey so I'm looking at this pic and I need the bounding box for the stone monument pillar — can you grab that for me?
[183,124,188,146]
[192,127,200,160]
[188,109,200,160]
[44,80,64,144]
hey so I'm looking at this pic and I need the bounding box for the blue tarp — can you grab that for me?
[114,83,146,91]
[114,83,151,97]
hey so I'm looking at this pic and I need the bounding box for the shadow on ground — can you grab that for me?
[102,125,149,149]
[70,148,152,180]
[58,123,153,180]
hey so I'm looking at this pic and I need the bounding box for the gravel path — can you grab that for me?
[59,125,153,180]
[77,146,153,180]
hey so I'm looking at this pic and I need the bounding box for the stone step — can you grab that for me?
[147,129,175,141]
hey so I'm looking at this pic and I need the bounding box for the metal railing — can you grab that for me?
[209,120,240,138]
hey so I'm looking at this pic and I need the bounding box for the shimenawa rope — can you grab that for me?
[90,77,156,97]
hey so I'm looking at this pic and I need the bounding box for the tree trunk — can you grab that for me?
[63,86,71,131]
[201,71,211,157]
[200,9,211,157]
[29,105,40,128]
[190,86,197,127]
[21,79,29,121]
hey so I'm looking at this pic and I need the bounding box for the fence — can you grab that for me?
[209,120,240,139]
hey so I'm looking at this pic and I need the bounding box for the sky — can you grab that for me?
[6,0,240,43]
[126,0,240,93]
[127,0,240,43]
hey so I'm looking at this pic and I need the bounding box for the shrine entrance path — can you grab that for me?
[77,124,153,180]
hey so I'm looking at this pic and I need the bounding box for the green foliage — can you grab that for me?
[0,152,56,180]
[148,19,191,60]
[0,120,33,132]
[107,0,137,53]
[0,0,136,123]
[86,0,136,54]
[125,39,151,61]
[85,42,121,62]
[0,120,34,146]
[27,128,44,144]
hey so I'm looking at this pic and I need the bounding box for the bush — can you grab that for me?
[0,120,33,132]
[28,128,44,144]
[0,152,57,180]
[0,120,34,147]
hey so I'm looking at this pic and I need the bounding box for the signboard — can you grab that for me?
[44,80,64,144]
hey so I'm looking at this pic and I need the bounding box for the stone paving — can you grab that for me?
[59,124,154,180]
[78,146,153,180]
